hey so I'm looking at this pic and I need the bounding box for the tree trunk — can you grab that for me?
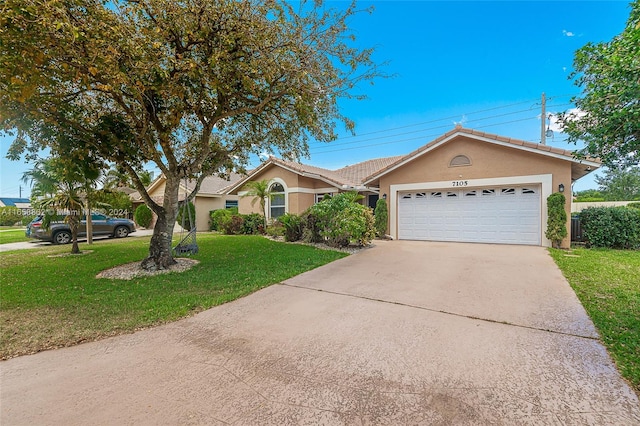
[85,198,93,245]
[140,175,180,271]
[69,218,80,254]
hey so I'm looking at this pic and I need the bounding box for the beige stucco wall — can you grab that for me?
[193,196,238,231]
[236,164,333,218]
[377,136,573,247]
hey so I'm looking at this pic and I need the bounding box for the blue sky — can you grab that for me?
[0,0,632,197]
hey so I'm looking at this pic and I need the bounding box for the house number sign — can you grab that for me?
[452,180,469,187]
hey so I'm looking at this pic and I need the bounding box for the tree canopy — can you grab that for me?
[1,0,380,269]
[595,166,640,201]
[559,0,640,168]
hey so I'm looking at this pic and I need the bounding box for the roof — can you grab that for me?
[0,197,31,207]
[363,126,601,184]
[226,155,403,194]
[131,173,244,201]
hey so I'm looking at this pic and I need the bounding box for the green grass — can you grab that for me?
[0,234,347,359]
[0,228,30,244]
[550,248,640,393]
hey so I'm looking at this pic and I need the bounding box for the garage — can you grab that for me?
[398,185,541,245]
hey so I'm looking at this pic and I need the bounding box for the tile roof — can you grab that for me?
[364,126,600,182]
[184,172,245,195]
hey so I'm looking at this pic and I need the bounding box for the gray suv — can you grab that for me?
[26,213,136,244]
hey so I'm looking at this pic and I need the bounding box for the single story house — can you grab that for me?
[0,197,31,210]
[227,126,600,248]
[131,173,243,231]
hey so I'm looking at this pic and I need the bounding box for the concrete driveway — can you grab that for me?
[1,241,639,424]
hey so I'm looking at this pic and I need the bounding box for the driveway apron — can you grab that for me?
[1,240,639,425]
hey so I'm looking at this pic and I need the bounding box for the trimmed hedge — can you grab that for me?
[134,204,153,228]
[374,198,388,238]
[307,192,375,247]
[580,206,640,249]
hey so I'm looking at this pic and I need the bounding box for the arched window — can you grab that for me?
[269,183,285,219]
[449,154,471,167]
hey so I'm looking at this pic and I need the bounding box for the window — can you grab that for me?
[464,190,477,197]
[402,193,413,199]
[270,183,285,219]
[501,188,515,195]
[522,188,537,195]
[431,192,442,198]
[446,191,458,198]
[482,189,495,196]
[449,155,471,167]
[416,192,427,198]
[225,200,238,209]
[316,193,332,203]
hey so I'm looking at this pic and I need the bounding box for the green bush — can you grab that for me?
[266,222,284,238]
[374,198,388,238]
[134,204,153,228]
[279,213,303,242]
[628,202,640,209]
[0,207,24,226]
[300,211,322,243]
[210,209,231,231]
[308,191,375,247]
[241,213,264,235]
[545,192,567,248]
[579,207,640,249]
[176,201,195,231]
[221,214,244,235]
[21,215,37,226]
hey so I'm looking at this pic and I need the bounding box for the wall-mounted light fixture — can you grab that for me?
[382,193,387,199]
[558,184,565,193]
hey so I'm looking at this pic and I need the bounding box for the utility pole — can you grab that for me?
[19,185,22,198]
[540,92,546,145]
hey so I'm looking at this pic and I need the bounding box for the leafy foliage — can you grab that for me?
[279,213,303,242]
[374,198,388,237]
[1,0,381,269]
[308,192,375,247]
[0,207,23,226]
[241,180,273,227]
[221,215,244,235]
[209,209,234,231]
[134,204,153,229]
[573,189,606,202]
[545,193,567,248]
[559,1,640,167]
[241,213,264,235]
[595,166,640,201]
[579,207,640,249]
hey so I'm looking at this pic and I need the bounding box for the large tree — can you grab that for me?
[559,0,640,168]
[0,0,379,270]
[596,166,640,201]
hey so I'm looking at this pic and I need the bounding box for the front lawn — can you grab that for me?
[550,248,640,393]
[0,234,347,359]
[0,228,30,244]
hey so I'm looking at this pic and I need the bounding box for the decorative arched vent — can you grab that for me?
[449,154,471,167]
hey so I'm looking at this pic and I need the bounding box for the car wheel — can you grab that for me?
[114,226,130,238]
[53,231,72,245]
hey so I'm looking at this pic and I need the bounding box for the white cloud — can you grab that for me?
[453,115,467,127]
[258,150,270,160]
[562,29,575,37]
[546,108,586,133]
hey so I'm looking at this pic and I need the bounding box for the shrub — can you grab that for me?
[241,213,264,235]
[300,211,322,243]
[221,214,244,235]
[21,215,37,226]
[545,192,567,248]
[308,191,375,247]
[580,206,640,249]
[279,213,303,242]
[134,204,153,228]
[209,209,232,231]
[176,201,195,231]
[628,202,640,209]
[0,207,24,226]
[266,222,284,238]
[374,198,388,238]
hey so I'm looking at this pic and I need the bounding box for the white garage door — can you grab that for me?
[398,186,541,245]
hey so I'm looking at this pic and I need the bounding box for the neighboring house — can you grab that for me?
[0,197,31,210]
[227,126,601,248]
[131,173,244,231]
